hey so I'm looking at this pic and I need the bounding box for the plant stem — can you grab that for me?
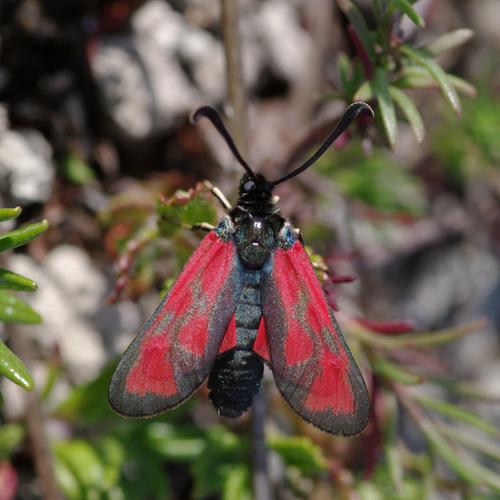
[8,328,62,500]
[220,1,271,497]
[221,0,248,157]
[252,390,272,500]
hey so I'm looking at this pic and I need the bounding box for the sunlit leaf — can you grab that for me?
[389,87,425,143]
[53,440,104,489]
[0,269,37,292]
[146,422,205,462]
[425,29,474,55]
[372,357,422,385]
[400,46,461,115]
[267,435,327,475]
[0,220,49,253]
[0,340,33,390]
[0,208,21,223]
[0,291,42,324]
[354,81,372,101]
[446,75,477,98]
[222,464,251,500]
[372,68,397,148]
[389,0,425,27]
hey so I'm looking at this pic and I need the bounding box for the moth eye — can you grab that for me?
[243,180,256,192]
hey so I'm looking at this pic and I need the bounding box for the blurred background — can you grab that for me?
[0,0,499,498]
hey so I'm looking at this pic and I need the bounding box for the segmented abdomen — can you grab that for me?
[208,270,264,417]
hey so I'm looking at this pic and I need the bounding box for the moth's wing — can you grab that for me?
[260,241,369,435]
[109,231,244,417]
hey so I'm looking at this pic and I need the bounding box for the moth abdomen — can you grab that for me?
[208,349,264,418]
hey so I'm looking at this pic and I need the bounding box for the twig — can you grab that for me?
[8,328,62,500]
[252,390,272,500]
[221,0,248,157]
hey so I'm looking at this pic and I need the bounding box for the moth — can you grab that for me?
[109,102,372,435]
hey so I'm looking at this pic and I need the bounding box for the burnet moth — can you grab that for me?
[109,102,373,435]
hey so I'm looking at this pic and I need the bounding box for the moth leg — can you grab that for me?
[183,222,215,232]
[204,181,232,211]
[293,226,304,245]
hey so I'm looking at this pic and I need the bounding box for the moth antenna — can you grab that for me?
[191,106,256,179]
[271,102,374,186]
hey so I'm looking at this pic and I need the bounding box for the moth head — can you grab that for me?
[238,173,274,202]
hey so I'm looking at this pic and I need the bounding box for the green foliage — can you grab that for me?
[432,92,500,181]
[0,208,47,391]
[335,0,474,146]
[60,153,96,186]
[316,144,426,215]
[157,183,217,239]
[267,435,327,475]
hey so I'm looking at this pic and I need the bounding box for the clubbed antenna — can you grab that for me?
[191,106,256,180]
[271,102,374,186]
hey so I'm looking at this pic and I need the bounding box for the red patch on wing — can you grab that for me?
[218,316,237,354]
[262,240,368,434]
[122,232,238,400]
[125,336,176,397]
[253,317,270,362]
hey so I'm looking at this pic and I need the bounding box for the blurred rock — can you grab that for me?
[467,0,500,48]
[44,245,107,316]
[257,0,314,82]
[91,0,315,140]
[0,127,54,203]
[9,252,107,379]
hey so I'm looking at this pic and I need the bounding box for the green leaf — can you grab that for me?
[267,435,327,475]
[0,423,25,458]
[400,46,461,115]
[420,420,500,492]
[438,423,500,462]
[0,340,34,390]
[157,191,217,238]
[336,0,374,59]
[94,436,126,489]
[349,318,485,349]
[60,153,96,186]
[446,75,477,98]
[53,440,105,489]
[395,66,476,98]
[354,81,373,101]
[389,86,425,143]
[372,68,397,148]
[0,291,42,324]
[425,29,474,55]
[415,395,498,437]
[372,357,422,385]
[0,208,21,223]
[0,219,49,253]
[0,269,37,292]
[389,0,425,27]
[146,422,206,462]
[222,464,251,500]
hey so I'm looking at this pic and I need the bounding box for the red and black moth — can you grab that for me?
[109,102,373,435]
